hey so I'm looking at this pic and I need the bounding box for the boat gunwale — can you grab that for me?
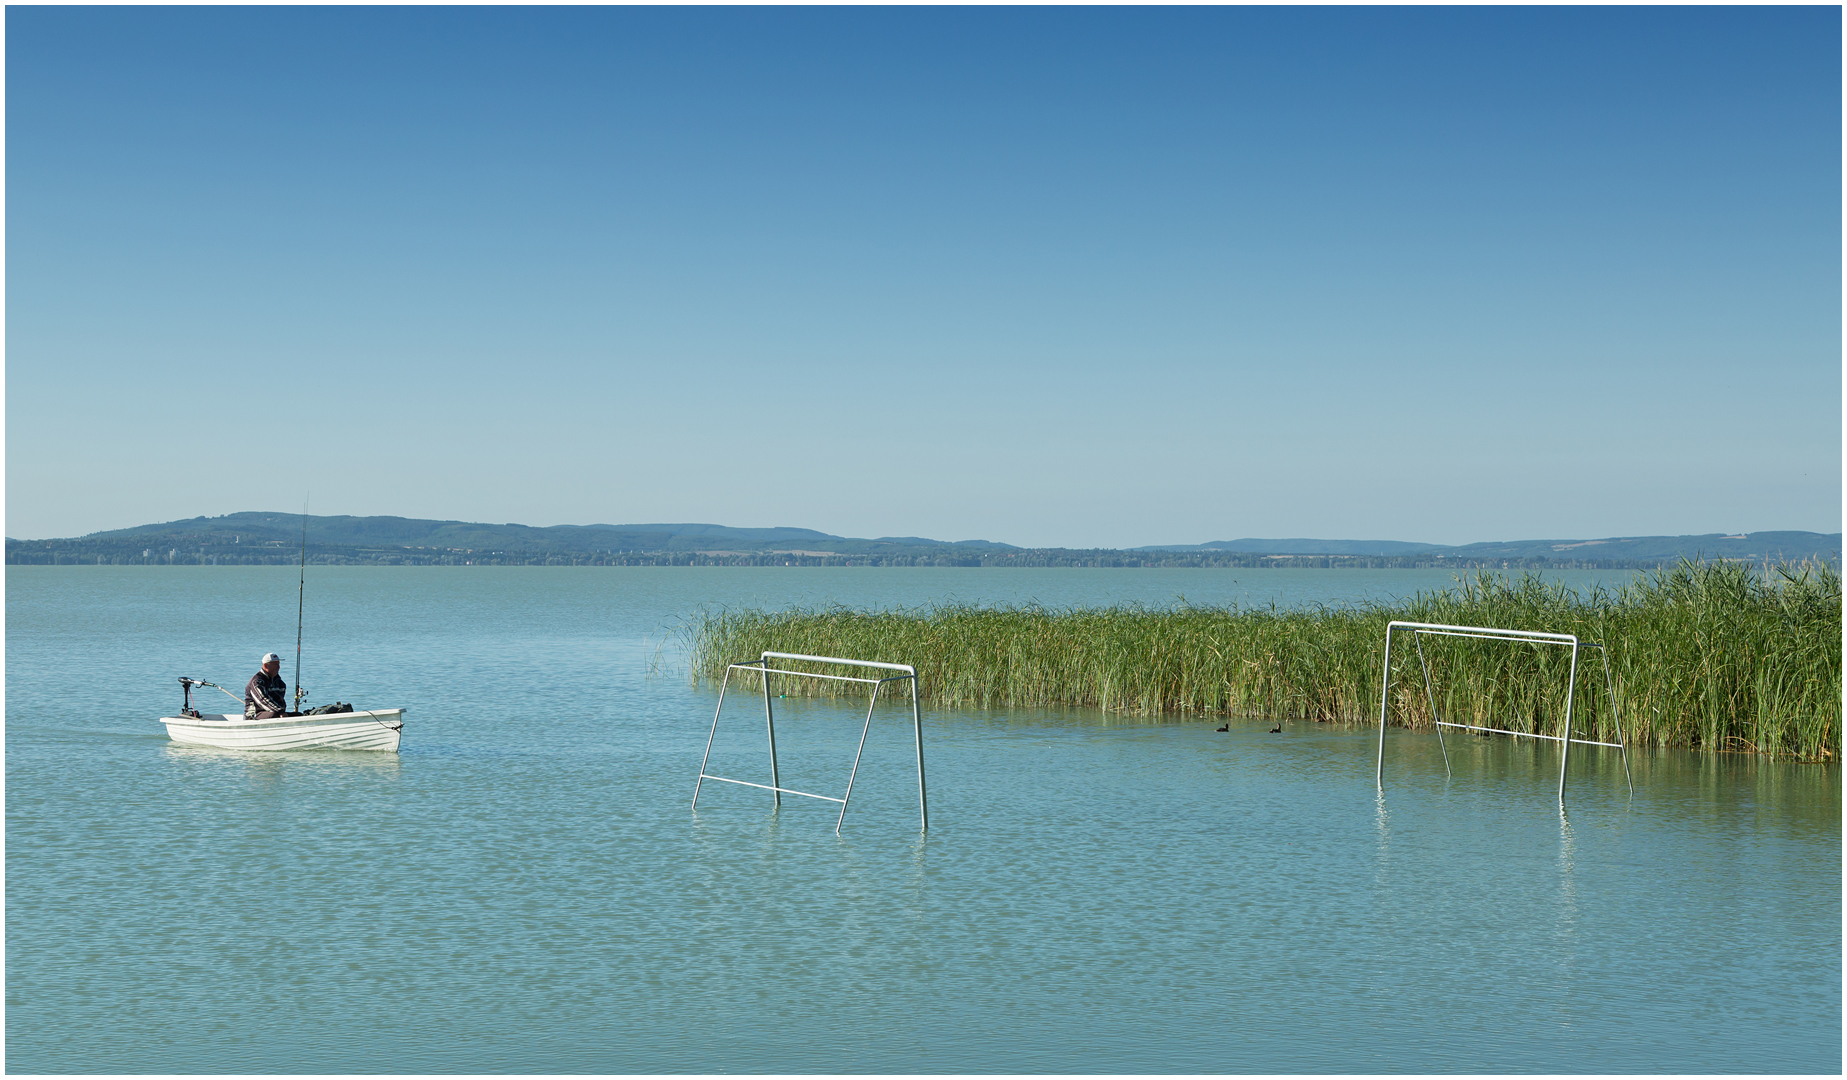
[158,708,404,728]
[157,708,405,751]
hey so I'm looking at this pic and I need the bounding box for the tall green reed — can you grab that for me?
[691,559,1840,761]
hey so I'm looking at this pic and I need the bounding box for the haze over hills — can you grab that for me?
[1139,538,1445,556]
[4,514,1838,568]
[1135,533,1842,562]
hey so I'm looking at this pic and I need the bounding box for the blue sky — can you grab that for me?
[7,6,1839,546]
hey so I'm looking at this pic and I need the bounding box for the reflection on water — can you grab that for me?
[7,567,1839,1073]
[1555,810,1579,947]
[162,743,405,770]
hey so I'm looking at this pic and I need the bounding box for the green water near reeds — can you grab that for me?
[695,560,1842,761]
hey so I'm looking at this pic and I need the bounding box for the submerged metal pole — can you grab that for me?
[761,656,781,809]
[1376,624,1396,788]
[911,674,928,834]
[692,665,737,809]
[1558,639,1580,808]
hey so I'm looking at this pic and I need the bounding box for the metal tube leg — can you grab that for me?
[837,683,881,834]
[1377,626,1395,788]
[693,667,737,808]
[1559,643,1580,809]
[1414,631,1451,778]
[912,677,927,833]
[761,659,781,809]
[1599,646,1634,797]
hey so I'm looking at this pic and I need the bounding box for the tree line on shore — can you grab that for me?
[17,514,1836,568]
[8,536,1685,571]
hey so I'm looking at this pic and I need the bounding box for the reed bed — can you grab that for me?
[691,560,1841,761]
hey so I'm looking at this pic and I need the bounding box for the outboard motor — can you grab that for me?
[178,677,204,718]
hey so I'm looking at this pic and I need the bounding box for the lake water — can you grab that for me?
[7,566,1839,1072]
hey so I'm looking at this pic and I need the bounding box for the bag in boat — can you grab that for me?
[303,702,355,715]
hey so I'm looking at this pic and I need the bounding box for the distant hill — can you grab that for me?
[1135,532,1841,563]
[5,515,1837,568]
[5,513,1018,565]
[1142,538,1442,556]
[1443,533,1839,562]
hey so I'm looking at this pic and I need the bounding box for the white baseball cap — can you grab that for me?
[261,652,281,664]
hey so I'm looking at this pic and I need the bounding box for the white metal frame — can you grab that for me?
[693,651,927,834]
[1375,621,1633,807]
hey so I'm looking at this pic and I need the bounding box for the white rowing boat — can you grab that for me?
[158,709,405,752]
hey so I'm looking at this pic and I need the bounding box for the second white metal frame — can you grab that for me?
[1375,621,1633,807]
[693,651,928,834]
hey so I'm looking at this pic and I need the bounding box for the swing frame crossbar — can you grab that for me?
[693,652,927,834]
[1375,621,1634,806]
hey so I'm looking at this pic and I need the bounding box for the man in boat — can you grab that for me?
[244,653,294,720]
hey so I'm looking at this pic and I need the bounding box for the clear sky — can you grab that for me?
[7,6,1840,547]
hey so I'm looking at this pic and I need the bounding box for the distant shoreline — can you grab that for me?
[9,514,1837,569]
[3,549,1799,571]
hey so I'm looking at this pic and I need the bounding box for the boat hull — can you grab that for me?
[158,710,404,752]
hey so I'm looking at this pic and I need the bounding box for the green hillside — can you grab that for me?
[5,514,1016,565]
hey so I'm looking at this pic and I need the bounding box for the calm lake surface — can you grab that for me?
[7,566,1840,1072]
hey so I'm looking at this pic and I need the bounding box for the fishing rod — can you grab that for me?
[294,502,308,712]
